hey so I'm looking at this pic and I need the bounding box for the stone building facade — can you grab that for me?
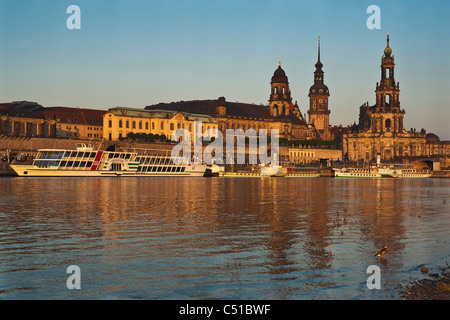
[103,107,218,141]
[343,34,426,162]
[0,101,56,138]
[289,146,342,165]
[145,63,319,141]
[0,101,105,140]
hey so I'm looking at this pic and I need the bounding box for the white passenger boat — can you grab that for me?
[334,167,382,178]
[378,164,431,178]
[10,143,207,177]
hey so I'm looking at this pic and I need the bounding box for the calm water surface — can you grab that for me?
[0,177,449,299]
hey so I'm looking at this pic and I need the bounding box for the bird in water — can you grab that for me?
[376,246,388,257]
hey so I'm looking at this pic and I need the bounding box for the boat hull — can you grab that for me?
[334,169,382,178]
[10,164,207,177]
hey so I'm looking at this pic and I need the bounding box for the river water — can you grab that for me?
[0,176,448,300]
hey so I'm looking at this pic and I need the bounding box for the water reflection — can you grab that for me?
[0,177,449,299]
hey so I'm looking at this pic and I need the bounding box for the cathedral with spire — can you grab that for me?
[342,34,427,161]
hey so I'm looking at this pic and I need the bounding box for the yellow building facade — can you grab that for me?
[103,107,218,142]
[289,146,342,164]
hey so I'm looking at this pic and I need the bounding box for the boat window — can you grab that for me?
[110,163,122,171]
[86,162,93,168]
[181,167,185,173]
[73,161,80,168]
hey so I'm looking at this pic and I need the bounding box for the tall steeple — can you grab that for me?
[308,36,331,140]
[314,35,324,82]
[376,32,400,111]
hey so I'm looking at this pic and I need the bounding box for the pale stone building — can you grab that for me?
[343,34,426,162]
[145,63,320,141]
[103,107,218,141]
[289,146,342,164]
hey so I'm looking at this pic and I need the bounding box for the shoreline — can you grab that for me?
[400,265,450,300]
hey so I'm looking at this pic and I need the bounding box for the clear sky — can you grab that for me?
[1,0,449,139]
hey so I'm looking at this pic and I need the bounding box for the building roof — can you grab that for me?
[0,101,45,117]
[108,107,217,123]
[271,63,288,83]
[145,98,305,124]
[38,107,106,125]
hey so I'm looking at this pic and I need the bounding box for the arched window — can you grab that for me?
[385,119,391,132]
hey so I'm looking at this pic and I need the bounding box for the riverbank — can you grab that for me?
[400,264,450,300]
[431,170,450,178]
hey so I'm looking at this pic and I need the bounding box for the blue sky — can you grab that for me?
[1,0,449,139]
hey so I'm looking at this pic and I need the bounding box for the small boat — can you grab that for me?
[260,164,283,177]
[10,143,207,177]
[204,163,225,177]
[334,167,382,178]
[378,164,431,178]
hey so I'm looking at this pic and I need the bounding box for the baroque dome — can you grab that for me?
[271,62,288,83]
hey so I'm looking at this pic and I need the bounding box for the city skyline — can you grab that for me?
[0,0,449,139]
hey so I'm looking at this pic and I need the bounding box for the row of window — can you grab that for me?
[87,133,101,138]
[290,152,315,158]
[136,166,186,173]
[109,119,215,133]
[136,156,173,165]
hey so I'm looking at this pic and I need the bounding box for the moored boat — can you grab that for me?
[10,143,207,177]
[378,164,431,178]
[334,167,382,178]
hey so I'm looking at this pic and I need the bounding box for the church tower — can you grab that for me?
[308,36,331,140]
[342,33,426,163]
[376,32,401,111]
[269,62,293,117]
[360,33,406,134]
